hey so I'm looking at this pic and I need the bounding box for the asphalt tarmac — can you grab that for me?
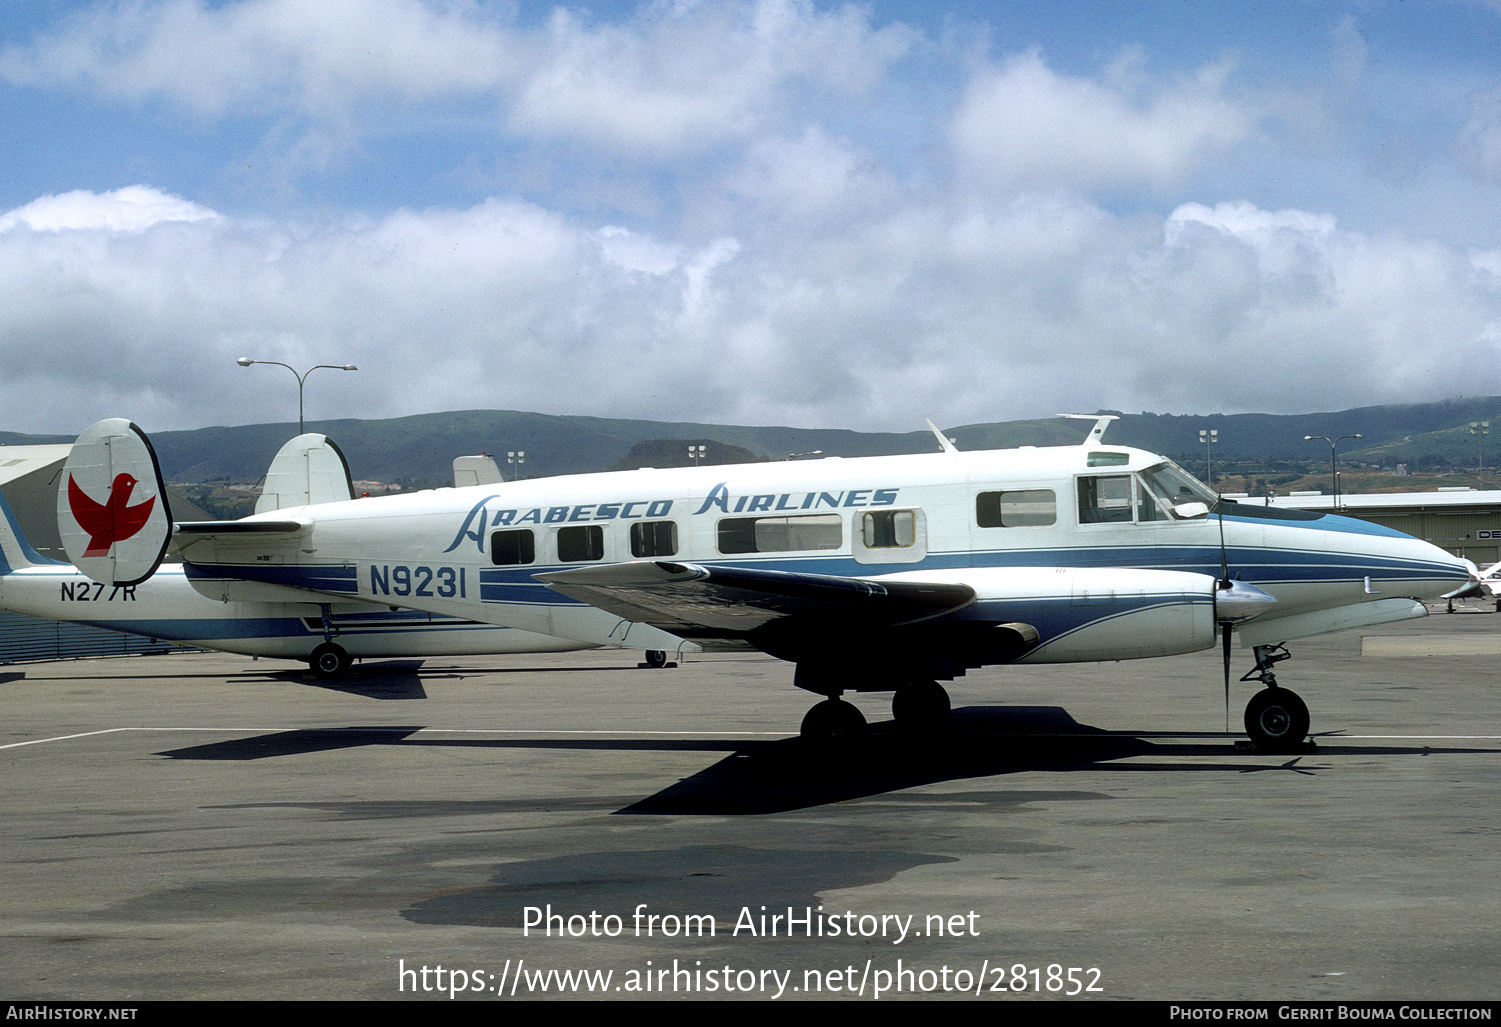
[2,605,1499,1002]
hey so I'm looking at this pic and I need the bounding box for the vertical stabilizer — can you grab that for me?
[57,419,172,586]
[255,434,355,513]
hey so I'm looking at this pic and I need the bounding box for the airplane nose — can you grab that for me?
[1424,543,1475,597]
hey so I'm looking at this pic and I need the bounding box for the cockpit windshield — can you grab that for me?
[1138,460,1217,519]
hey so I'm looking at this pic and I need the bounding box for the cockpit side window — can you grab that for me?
[1079,463,1216,525]
[1077,476,1132,523]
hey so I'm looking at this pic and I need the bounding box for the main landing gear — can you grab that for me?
[307,603,350,679]
[1239,644,1311,752]
[794,669,953,741]
[309,641,351,679]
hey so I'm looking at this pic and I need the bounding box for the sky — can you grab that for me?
[2,0,1501,434]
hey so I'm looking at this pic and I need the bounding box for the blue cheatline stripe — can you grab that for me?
[78,616,518,641]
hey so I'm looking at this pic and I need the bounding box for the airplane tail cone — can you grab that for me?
[57,419,172,586]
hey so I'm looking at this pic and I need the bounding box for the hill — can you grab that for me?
[3,397,1500,486]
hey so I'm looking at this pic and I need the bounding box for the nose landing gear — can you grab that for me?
[1239,644,1311,752]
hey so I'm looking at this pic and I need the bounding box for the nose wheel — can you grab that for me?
[1244,687,1310,752]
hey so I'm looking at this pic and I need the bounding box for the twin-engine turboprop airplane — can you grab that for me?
[56,415,1471,750]
[0,427,593,671]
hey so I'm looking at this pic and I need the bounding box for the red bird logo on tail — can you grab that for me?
[68,472,157,558]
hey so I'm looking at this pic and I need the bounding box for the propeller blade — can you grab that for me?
[1222,624,1232,734]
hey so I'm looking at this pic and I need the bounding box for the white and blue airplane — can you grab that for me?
[0,431,595,672]
[54,415,1471,750]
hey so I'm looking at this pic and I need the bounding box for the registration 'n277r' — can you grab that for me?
[369,565,467,599]
[60,581,137,601]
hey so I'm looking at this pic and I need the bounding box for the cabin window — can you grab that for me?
[630,520,678,558]
[491,529,535,565]
[717,514,842,554]
[976,489,1057,528]
[862,509,916,548]
[557,525,605,562]
[1078,476,1133,523]
[1087,451,1130,467]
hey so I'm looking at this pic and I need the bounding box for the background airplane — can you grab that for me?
[0,431,616,675]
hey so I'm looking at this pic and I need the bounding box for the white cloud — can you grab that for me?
[950,49,1254,195]
[1459,83,1501,183]
[0,0,517,116]
[508,0,910,153]
[0,185,220,232]
[0,0,912,157]
[0,185,1498,435]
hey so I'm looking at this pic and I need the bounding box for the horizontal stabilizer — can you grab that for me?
[175,520,306,536]
[57,418,172,586]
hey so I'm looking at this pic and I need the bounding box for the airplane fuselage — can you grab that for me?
[172,443,1471,666]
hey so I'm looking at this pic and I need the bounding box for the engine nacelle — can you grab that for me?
[901,566,1221,664]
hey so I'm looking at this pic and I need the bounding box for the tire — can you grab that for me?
[1244,688,1310,752]
[892,680,950,732]
[799,699,867,742]
[310,641,351,679]
[644,649,668,668]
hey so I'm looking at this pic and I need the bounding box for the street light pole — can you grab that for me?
[1198,429,1218,487]
[236,358,358,434]
[1304,434,1362,507]
[1470,421,1489,474]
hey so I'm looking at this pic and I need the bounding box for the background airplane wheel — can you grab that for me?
[800,699,866,742]
[644,649,667,668]
[1244,687,1309,752]
[310,641,351,679]
[892,680,950,732]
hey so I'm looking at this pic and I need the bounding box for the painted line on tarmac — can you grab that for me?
[0,726,791,749]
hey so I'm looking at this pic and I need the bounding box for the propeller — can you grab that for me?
[1211,495,1278,733]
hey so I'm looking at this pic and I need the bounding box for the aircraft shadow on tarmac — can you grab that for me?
[153,704,1498,815]
[252,660,432,699]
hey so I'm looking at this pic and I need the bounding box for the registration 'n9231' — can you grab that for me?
[369,565,467,599]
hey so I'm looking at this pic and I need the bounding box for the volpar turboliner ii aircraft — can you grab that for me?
[56,414,1471,750]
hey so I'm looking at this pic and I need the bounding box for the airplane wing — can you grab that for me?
[535,561,1040,680]
[536,560,976,637]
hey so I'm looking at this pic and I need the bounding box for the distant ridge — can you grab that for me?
[2,397,1499,484]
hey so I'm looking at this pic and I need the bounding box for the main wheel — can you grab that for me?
[310,641,351,679]
[800,699,867,742]
[892,680,950,732]
[1244,687,1310,752]
[644,649,668,668]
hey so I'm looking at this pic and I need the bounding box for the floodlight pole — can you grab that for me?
[236,358,358,434]
[1198,429,1218,487]
[1304,434,1362,507]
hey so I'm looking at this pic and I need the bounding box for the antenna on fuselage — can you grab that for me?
[1060,413,1119,445]
[924,419,959,453]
